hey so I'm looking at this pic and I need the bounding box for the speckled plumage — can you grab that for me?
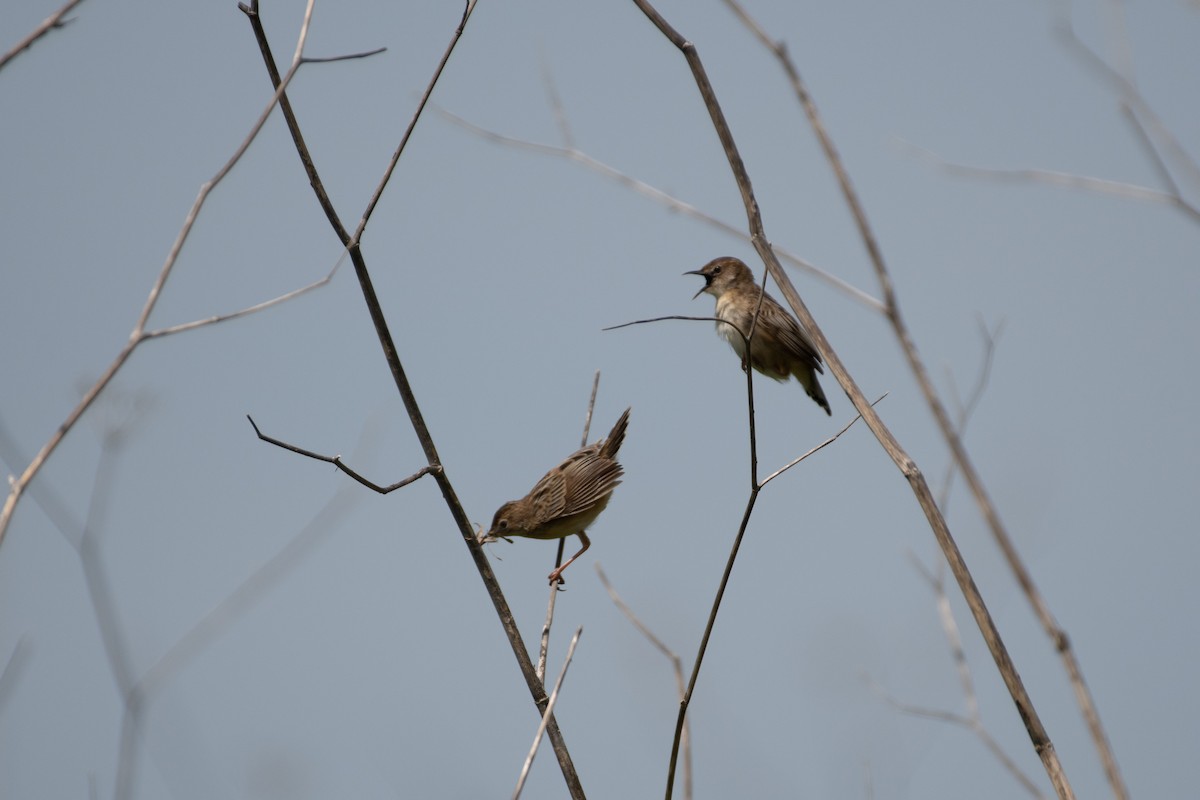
[687,257,831,415]
[482,408,630,584]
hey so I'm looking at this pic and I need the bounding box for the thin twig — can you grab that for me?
[580,370,601,446]
[759,393,883,487]
[436,106,884,313]
[726,2,1109,795]
[538,372,603,680]
[0,0,88,71]
[901,140,1200,225]
[513,627,583,800]
[0,636,32,717]
[142,257,343,340]
[937,320,1003,511]
[247,416,440,494]
[595,565,692,800]
[867,676,1047,799]
[352,0,478,242]
[1056,17,1200,192]
[634,2,1074,797]
[240,3,585,794]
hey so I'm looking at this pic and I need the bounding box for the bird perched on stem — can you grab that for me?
[686,256,831,415]
[481,408,630,585]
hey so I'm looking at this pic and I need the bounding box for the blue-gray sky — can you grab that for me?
[2,1,1197,798]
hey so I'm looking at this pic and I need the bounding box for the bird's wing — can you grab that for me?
[527,467,568,520]
[764,293,824,371]
[560,454,624,515]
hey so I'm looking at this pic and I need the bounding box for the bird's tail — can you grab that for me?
[795,371,832,416]
[599,407,631,458]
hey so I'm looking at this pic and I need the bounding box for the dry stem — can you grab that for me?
[629,1,1074,796]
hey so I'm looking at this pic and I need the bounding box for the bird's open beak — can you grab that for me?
[683,269,708,300]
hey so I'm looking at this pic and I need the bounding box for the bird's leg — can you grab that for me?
[547,531,591,586]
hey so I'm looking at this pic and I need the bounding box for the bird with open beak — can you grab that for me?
[686,257,831,415]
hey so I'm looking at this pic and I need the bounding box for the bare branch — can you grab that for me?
[634,1,1074,796]
[513,627,582,800]
[240,3,585,794]
[144,257,343,339]
[0,0,88,72]
[901,140,1200,226]
[759,393,883,488]
[1056,17,1200,192]
[437,106,884,313]
[596,564,692,800]
[721,2,1119,795]
[0,0,351,550]
[247,416,440,494]
[938,320,1003,510]
[539,372,604,681]
[0,636,32,717]
[352,0,478,242]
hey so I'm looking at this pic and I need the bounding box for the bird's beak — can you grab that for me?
[683,269,708,300]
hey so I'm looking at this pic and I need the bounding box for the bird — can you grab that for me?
[480,407,630,585]
[686,256,831,415]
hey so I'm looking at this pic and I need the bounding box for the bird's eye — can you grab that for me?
[498,519,508,530]
[712,266,722,275]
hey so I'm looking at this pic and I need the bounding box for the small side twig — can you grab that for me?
[759,393,883,487]
[0,0,88,72]
[247,416,440,494]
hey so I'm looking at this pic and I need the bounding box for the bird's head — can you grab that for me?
[484,500,528,542]
[684,256,754,300]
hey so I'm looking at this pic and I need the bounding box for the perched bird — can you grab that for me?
[481,408,630,585]
[686,257,831,415]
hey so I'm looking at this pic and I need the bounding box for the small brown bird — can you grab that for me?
[481,408,630,584]
[686,257,831,415]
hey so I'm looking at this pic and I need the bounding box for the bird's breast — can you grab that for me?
[715,295,749,358]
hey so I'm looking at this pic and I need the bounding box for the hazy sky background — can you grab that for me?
[2,1,1197,798]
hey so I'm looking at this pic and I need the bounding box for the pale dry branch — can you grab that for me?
[900,11,1200,233]
[859,552,1050,799]
[596,564,692,800]
[1056,15,1200,193]
[0,636,32,717]
[901,140,1200,226]
[634,1,1074,796]
[722,2,1119,795]
[143,258,343,340]
[867,676,1047,800]
[436,106,884,313]
[937,319,1003,511]
[538,372,603,683]
[0,0,88,71]
[513,627,583,800]
[0,0,364,550]
[240,2,584,794]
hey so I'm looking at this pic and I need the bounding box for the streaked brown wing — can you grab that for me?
[560,454,624,516]
[763,293,823,370]
[526,466,567,522]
